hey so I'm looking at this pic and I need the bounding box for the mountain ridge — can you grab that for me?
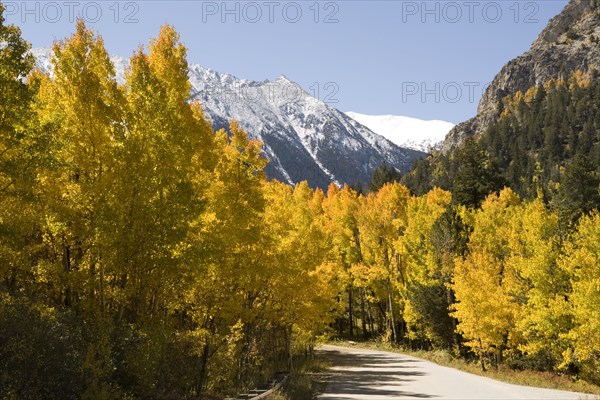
[31,47,424,189]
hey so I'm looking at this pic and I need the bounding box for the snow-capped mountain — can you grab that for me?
[31,48,425,189]
[345,112,454,153]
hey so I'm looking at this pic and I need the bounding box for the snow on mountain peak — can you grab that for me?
[275,74,293,83]
[29,47,426,188]
[345,112,454,153]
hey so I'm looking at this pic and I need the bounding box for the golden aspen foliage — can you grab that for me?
[452,188,521,367]
[399,187,454,346]
[29,20,126,398]
[560,211,600,382]
[357,183,410,342]
[262,181,334,344]
[321,183,362,333]
[508,198,571,369]
[0,3,38,295]
[33,20,124,314]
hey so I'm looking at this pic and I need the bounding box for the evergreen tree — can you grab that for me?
[402,156,434,195]
[405,70,600,225]
[369,162,402,193]
[554,154,600,225]
[452,139,506,208]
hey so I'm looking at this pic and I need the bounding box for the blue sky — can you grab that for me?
[6,0,568,123]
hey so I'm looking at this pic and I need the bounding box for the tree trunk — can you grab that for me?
[368,307,375,336]
[360,289,368,338]
[383,243,397,343]
[199,342,210,391]
[99,262,105,314]
[348,287,354,337]
[479,340,487,371]
[388,287,397,343]
[287,325,293,371]
[63,246,72,307]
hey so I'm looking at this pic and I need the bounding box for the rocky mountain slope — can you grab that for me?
[442,0,600,153]
[31,48,424,189]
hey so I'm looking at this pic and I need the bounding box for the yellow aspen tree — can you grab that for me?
[357,183,410,342]
[110,26,214,324]
[452,188,521,369]
[32,20,125,398]
[34,20,123,313]
[508,198,570,370]
[0,3,38,295]
[262,181,334,366]
[560,211,600,383]
[322,183,362,337]
[399,187,454,347]
[187,121,268,389]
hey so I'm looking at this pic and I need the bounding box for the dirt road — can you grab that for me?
[316,345,594,400]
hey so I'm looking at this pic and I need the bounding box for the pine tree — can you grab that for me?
[369,162,402,193]
[554,154,600,225]
[452,139,506,208]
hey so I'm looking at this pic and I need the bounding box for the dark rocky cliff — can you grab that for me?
[442,0,600,153]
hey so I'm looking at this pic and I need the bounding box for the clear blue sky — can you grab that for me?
[6,0,568,123]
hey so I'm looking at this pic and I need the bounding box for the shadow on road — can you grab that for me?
[317,347,437,399]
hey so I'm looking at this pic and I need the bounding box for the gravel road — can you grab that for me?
[316,345,595,400]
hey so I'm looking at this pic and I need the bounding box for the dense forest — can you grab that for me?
[3,4,600,399]
[403,70,600,215]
